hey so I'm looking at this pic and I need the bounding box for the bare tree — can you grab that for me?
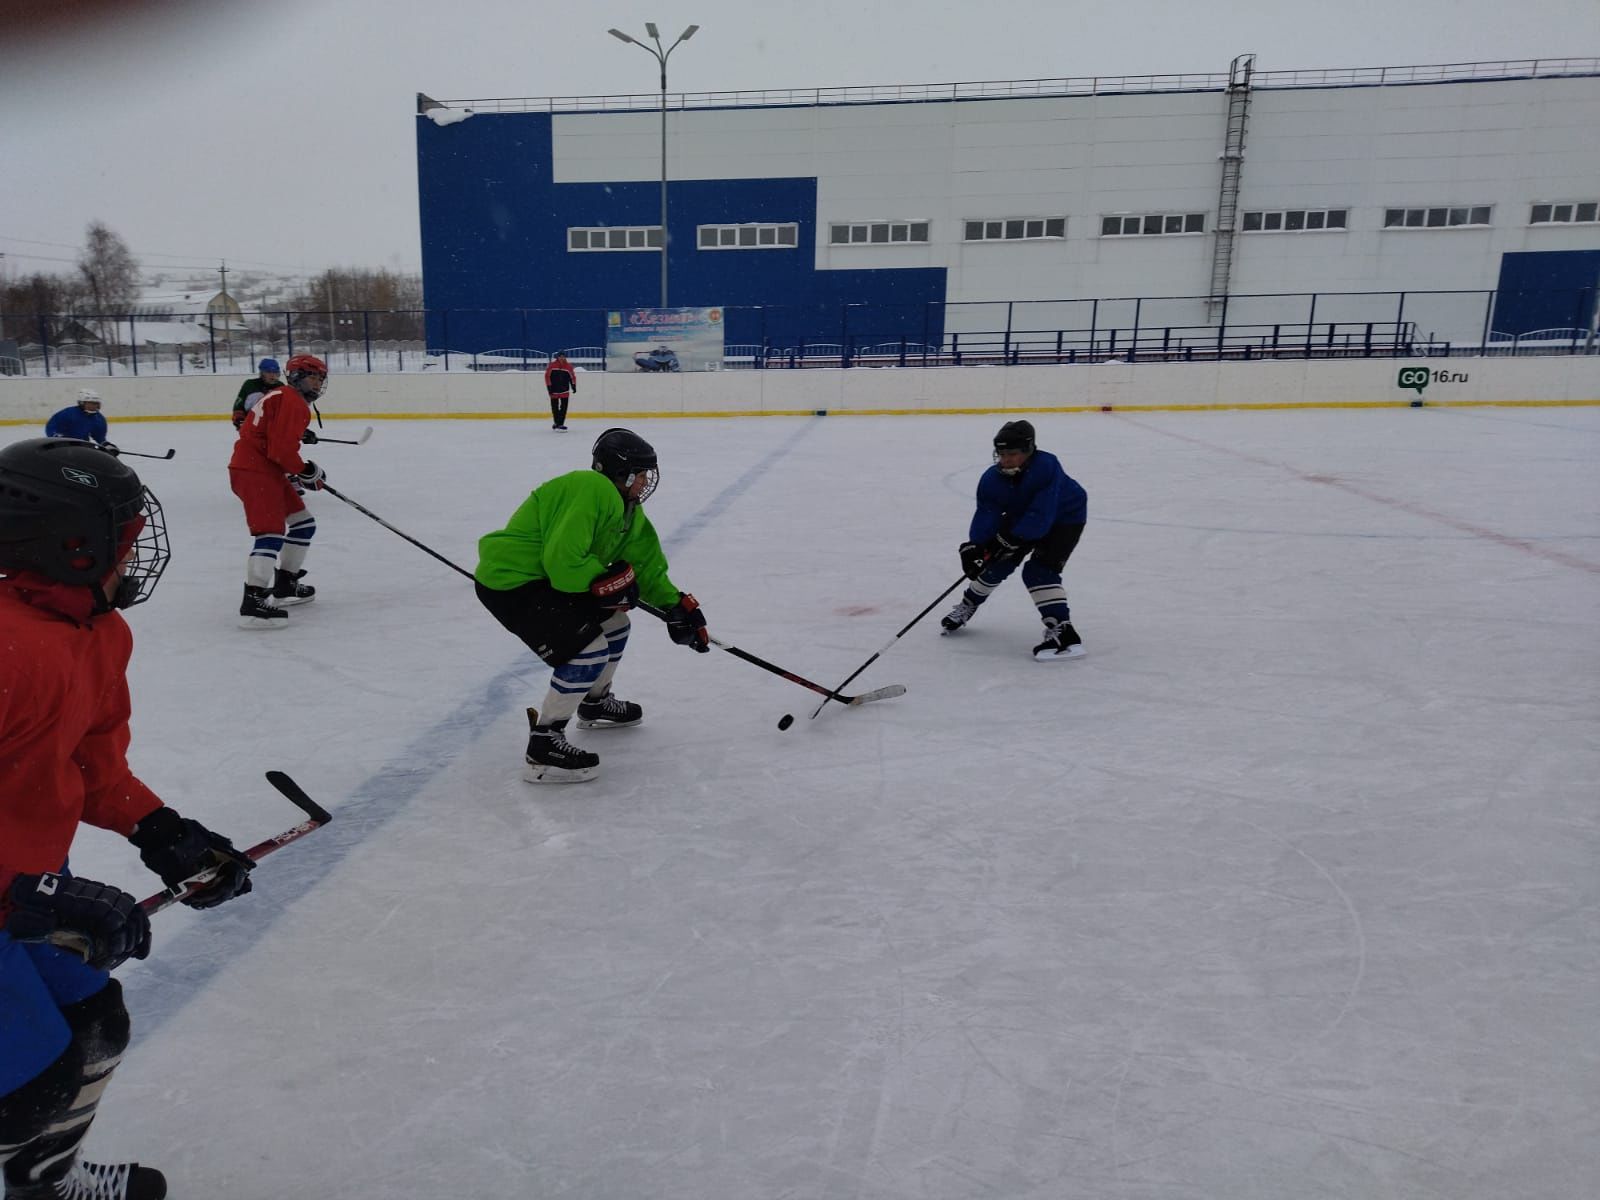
[1,272,89,345]
[77,221,140,342]
[286,268,424,341]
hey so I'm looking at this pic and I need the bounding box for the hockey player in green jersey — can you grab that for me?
[475,428,710,783]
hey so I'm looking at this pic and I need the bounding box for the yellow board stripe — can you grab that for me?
[2,397,1597,427]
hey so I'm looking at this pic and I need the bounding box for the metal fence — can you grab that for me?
[437,58,1600,115]
[2,287,1595,380]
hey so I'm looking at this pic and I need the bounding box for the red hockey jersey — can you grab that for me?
[0,576,163,911]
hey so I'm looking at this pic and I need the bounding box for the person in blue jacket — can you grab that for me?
[941,419,1088,660]
[44,390,115,453]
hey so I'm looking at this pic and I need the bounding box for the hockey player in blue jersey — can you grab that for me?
[44,390,115,453]
[941,419,1088,660]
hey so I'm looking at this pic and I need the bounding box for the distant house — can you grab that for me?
[134,287,246,333]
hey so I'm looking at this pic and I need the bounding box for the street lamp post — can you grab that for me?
[608,22,699,309]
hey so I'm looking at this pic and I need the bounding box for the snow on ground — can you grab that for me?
[17,405,1600,1199]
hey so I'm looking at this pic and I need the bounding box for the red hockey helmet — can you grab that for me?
[285,354,329,400]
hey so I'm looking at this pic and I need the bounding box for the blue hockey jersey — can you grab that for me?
[968,449,1087,544]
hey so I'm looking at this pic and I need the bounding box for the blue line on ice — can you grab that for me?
[123,416,822,1040]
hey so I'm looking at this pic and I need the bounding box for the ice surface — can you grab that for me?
[26,406,1600,1199]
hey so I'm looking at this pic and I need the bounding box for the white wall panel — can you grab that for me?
[544,75,1600,333]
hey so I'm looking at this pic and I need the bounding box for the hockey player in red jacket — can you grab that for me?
[227,353,330,626]
[543,352,577,430]
[0,437,255,1200]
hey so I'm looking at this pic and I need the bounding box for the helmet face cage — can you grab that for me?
[631,467,660,504]
[110,485,171,609]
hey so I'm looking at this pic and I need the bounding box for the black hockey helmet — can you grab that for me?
[993,419,1036,474]
[0,438,170,610]
[592,427,659,503]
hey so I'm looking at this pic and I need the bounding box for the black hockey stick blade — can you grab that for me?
[113,447,176,460]
[314,426,373,446]
[266,770,334,824]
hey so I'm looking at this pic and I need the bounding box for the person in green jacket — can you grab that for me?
[475,427,710,783]
[231,358,282,428]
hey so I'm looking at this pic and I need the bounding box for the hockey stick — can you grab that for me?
[308,426,373,446]
[321,484,475,581]
[807,576,967,722]
[312,490,903,710]
[136,771,333,916]
[110,447,176,460]
[635,600,906,706]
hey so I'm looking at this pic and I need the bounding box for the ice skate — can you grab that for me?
[940,595,978,633]
[576,687,642,730]
[523,709,599,783]
[272,567,315,606]
[238,584,288,629]
[7,1159,167,1200]
[1032,620,1085,662]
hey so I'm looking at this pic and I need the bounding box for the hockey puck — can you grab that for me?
[777,713,795,731]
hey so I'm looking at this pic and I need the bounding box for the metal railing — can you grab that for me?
[2,288,1594,379]
[435,58,1600,115]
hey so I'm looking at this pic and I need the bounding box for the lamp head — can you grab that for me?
[607,27,635,43]
[644,21,659,38]
[680,24,699,39]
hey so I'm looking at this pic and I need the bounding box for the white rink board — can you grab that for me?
[3,355,1599,422]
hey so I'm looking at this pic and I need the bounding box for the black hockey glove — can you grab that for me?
[5,873,151,972]
[665,592,710,652]
[129,807,254,910]
[98,442,119,457]
[296,460,326,491]
[589,561,639,611]
[986,532,1029,567]
[301,428,319,445]
[958,541,987,580]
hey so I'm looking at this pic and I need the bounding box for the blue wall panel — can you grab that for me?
[1492,250,1600,336]
[416,111,947,356]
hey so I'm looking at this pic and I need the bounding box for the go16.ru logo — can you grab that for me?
[1397,366,1468,397]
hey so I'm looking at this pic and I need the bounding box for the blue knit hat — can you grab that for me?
[259,357,280,373]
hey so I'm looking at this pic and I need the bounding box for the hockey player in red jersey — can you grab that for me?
[227,353,329,626]
[0,438,255,1200]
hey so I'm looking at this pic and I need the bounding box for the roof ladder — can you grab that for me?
[1208,53,1255,312]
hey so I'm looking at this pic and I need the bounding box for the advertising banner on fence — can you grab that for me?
[606,306,724,373]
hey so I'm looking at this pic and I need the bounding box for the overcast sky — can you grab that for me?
[1,0,1596,283]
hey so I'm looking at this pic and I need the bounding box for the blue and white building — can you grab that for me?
[414,57,1600,357]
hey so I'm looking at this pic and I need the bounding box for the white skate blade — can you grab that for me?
[523,760,599,784]
[272,593,314,607]
[940,624,966,636]
[238,614,289,630]
[575,715,642,730]
[1033,643,1086,662]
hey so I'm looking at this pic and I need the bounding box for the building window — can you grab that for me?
[1241,208,1348,232]
[1382,206,1492,229]
[1099,213,1205,237]
[963,216,1067,242]
[696,222,800,250]
[568,226,663,251]
[828,221,930,246]
[1531,201,1600,224]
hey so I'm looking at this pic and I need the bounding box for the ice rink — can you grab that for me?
[25,404,1600,1199]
